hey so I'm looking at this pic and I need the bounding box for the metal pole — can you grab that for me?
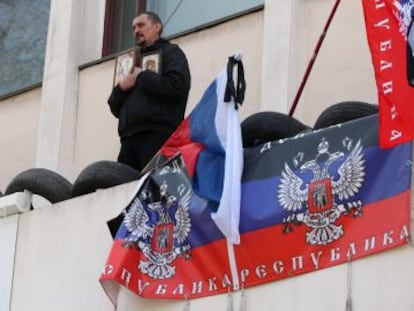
[288,0,342,117]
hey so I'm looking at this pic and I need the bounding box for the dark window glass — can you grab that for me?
[104,0,263,55]
[0,0,51,98]
[148,0,264,37]
[111,0,140,53]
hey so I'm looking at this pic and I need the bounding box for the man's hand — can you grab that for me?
[119,67,142,91]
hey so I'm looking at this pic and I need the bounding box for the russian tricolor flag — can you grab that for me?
[160,52,245,244]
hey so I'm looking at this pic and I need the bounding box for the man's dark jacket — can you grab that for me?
[108,38,191,138]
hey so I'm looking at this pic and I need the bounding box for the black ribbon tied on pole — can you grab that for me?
[224,56,246,110]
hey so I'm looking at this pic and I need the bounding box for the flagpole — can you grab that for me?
[288,0,342,117]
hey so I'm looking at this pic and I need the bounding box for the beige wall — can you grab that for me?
[299,0,377,126]
[260,0,377,126]
[0,89,40,192]
[10,183,137,311]
[74,60,120,177]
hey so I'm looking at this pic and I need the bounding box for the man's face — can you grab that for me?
[132,14,161,47]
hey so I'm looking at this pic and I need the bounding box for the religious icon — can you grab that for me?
[142,50,162,74]
[113,49,135,86]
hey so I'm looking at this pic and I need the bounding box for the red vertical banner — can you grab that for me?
[362,0,414,148]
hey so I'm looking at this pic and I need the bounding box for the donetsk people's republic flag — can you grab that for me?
[236,114,410,287]
[100,113,411,303]
[362,0,414,147]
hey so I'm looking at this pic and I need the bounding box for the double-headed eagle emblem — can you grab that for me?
[278,138,366,245]
[122,171,192,280]
[392,0,414,36]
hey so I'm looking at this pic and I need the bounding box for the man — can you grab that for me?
[108,12,191,171]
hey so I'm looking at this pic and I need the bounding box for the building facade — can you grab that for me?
[2,1,409,311]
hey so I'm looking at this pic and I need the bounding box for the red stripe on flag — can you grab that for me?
[160,118,204,177]
[100,190,410,299]
[234,190,410,287]
[100,238,232,299]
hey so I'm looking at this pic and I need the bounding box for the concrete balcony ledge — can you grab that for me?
[0,191,32,218]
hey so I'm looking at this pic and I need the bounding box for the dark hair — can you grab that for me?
[139,11,164,35]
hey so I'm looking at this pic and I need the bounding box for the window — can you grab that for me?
[103,0,264,56]
[0,0,51,98]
